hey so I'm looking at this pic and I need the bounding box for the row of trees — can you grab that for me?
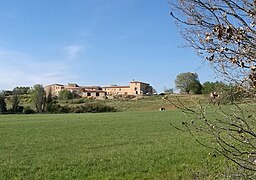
[0,84,47,114]
[0,85,82,114]
[174,72,236,95]
[0,84,116,114]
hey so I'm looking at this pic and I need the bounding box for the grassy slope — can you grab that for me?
[61,94,208,112]
[0,111,226,179]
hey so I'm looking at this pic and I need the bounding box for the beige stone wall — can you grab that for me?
[103,81,153,96]
[129,82,140,95]
[44,84,64,96]
[44,81,153,98]
[103,86,130,96]
[82,91,106,99]
[129,81,152,95]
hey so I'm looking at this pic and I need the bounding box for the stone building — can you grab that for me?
[44,80,153,99]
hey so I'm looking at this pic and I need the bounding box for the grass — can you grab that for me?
[0,111,227,179]
[59,94,208,112]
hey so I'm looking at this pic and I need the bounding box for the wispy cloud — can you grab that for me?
[64,45,84,60]
[0,49,81,90]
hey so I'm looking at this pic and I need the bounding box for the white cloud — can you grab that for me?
[0,49,80,90]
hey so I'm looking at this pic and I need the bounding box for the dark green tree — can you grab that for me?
[58,90,73,100]
[13,87,30,95]
[202,81,226,94]
[0,94,7,114]
[175,72,202,94]
[11,94,20,113]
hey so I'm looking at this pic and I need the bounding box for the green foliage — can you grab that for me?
[175,72,202,94]
[164,88,174,94]
[202,81,226,94]
[0,112,226,179]
[2,90,12,96]
[58,90,73,100]
[189,79,202,94]
[0,95,7,114]
[72,98,86,104]
[46,102,69,113]
[46,102,116,114]
[30,84,46,113]
[10,95,20,113]
[23,106,36,114]
[201,81,249,104]
[71,103,116,113]
[46,89,53,104]
[12,87,30,95]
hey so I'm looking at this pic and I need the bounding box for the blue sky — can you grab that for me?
[0,0,216,92]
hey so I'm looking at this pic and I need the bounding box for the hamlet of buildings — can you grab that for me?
[44,80,153,99]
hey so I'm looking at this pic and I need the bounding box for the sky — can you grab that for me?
[0,0,216,92]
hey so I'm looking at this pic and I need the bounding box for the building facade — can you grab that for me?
[44,80,153,99]
[102,81,153,96]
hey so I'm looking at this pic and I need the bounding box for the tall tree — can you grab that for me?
[170,0,256,176]
[0,94,7,114]
[175,72,202,94]
[11,94,20,113]
[31,84,46,113]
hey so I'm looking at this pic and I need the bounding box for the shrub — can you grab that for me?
[23,106,35,114]
[46,102,60,113]
[0,95,7,114]
[70,102,116,113]
[45,101,116,114]
[58,90,73,100]
[46,102,70,114]
[9,106,24,114]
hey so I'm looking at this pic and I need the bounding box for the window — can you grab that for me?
[96,92,99,96]
[135,91,138,95]
[87,93,91,96]
[134,87,137,91]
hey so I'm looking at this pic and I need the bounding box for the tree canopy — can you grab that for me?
[31,84,46,113]
[175,72,202,94]
[0,94,7,114]
[201,81,227,94]
[13,87,30,95]
[58,90,73,100]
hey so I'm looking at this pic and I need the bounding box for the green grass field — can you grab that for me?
[0,110,227,179]
[59,94,208,112]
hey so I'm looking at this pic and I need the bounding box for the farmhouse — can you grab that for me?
[102,81,153,96]
[44,80,153,99]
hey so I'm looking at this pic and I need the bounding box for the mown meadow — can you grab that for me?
[0,110,227,179]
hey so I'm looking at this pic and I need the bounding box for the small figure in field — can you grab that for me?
[159,107,165,111]
[210,92,219,99]
[210,92,221,105]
